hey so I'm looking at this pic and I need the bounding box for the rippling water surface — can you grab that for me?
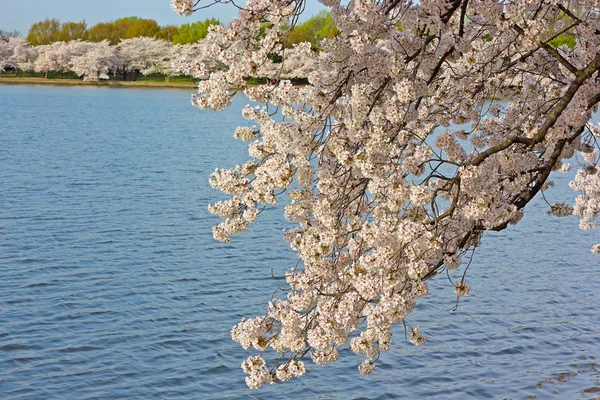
[1,84,599,399]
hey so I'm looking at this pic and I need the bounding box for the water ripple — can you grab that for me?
[1,85,599,399]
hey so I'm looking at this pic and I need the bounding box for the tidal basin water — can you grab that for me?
[1,84,599,399]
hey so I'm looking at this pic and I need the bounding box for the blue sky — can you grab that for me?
[0,0,325,36]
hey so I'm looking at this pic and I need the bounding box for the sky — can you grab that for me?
[0,0,325,36]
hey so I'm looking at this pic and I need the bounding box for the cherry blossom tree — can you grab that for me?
[34,40,91,77]
[171,40,227,79]
[118,37,173,78]
[0,37,38,73]
[171,0,600,389]
[12,39,38,73]
[0,37,15,71]
[70,40,123,81]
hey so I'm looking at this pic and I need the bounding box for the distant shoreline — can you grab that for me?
[0,77,198,89]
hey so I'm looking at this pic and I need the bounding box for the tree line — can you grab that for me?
[11,11,337,48]
[24,17,221,46]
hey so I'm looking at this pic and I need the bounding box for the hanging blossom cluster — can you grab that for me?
[171,0,600,389]
[170,0,196,16]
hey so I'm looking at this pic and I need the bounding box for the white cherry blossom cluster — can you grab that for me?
[0,37,25,70]
[571,166,600,230]
[34,40,92,74]
[169,0,600,389]
[241,356,273,389]
[70,40,121,81]
[170,0,195,16]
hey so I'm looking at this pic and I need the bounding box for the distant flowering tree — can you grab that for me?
[0,38,14,70]
[70,40,123,81]
[11,38,37,73]
[118,37,173,77]
[0,37,31,71]
[171,0,600,389]
[171,41,226,79]
[34,40,91,77]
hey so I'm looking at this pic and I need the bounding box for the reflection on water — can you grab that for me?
[0,85,599,399]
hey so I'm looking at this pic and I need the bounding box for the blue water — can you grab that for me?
[0,84,599,399]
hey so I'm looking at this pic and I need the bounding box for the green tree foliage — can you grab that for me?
[113,17,139,40]
[549,34,576,49]
[27,19,87,44]
[21,15,223,45]
[27,18,61,45]
[87,17,161,45]
[21,11,339,48]
[172,18,221,44]
[158,25,179,42]
[87,22,122,45]
[124,19,161,39]
[545,7,579,50]
[285,11,337,49]
[56,21,88,42]
[87,17,135,44]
